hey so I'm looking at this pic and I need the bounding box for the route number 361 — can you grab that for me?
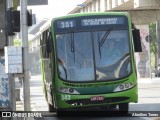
[61,95,71,100]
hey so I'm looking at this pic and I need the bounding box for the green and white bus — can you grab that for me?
[40,12,142,114]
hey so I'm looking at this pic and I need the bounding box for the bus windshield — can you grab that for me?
[56,30,131,82]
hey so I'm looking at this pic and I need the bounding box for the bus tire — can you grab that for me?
[118,103,129,113]
[48,103,56,112]
[110,104,117,110]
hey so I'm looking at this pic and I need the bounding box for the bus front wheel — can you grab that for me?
[118,103,129,113]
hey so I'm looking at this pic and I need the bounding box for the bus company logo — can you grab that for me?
[2,112,11,117]
[91,96,104,101]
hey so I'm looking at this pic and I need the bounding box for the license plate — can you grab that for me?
[91,96,104,101]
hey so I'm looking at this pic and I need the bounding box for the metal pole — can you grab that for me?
[6,1,18,120]
[7,0,12,8]
[6,0,16,115]
[7,0,14,46]
[20,0,31,111]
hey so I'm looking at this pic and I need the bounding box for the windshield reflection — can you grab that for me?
[94,30,131,80]
[56,30,131,82]
[56,32,95,81]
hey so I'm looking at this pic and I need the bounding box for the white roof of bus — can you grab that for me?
[39,19,51,33]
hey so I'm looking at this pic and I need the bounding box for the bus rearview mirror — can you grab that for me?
[46,31,54,53]
[132,29,142,52]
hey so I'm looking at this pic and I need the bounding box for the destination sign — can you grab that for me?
[28,0,48,6]
[81,17,125,26]
[54,16,128,33]
[57,20,76,29]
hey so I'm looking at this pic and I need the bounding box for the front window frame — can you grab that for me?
[53,15,132,83]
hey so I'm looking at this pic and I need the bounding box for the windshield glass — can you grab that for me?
[56,32,95,81]
[56,30,131,82]
[94,30,131,80]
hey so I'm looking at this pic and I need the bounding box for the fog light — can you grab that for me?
[119,84,124,90]
[125,83,130,88]
[69,88,74,93]
[58,87,80,94]
[114,82,134,92]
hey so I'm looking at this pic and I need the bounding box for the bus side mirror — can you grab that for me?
[132,29,142,52]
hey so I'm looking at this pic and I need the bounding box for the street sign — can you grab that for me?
[5,46,23,74]
[28,0,48,6]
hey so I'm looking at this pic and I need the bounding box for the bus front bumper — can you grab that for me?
[56,85,138,110]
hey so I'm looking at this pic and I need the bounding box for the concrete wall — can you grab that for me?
[0,56,10,108]
[134,0,160,9]
[128,10,160,25]
[69,0,160,25]
[0,0,10,110]
[135,25,151,78]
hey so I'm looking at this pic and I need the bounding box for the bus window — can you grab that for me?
[41,30,50,59]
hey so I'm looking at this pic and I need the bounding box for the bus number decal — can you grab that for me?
[58,21,75,28]
[61,95,71,100]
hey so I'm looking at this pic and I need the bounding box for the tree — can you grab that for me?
[14,39,32,46]
[13,39,21,46]
[13,0,19,10]
[149,22,157,54]
[149,22,157,69]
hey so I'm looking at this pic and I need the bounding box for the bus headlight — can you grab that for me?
[59,87,80,94]
[113,83,134,92]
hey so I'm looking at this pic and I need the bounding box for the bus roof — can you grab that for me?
[52,12,129,21]
[39,20,51,33]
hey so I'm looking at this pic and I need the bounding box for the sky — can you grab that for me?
[28,0,85,19]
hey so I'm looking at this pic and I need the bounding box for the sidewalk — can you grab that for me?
[138,77,160,83]
[16,75,48,111]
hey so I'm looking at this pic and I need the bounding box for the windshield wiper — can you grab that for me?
[98,32,102,58]
[69,33,76,63]
[99,29,112,47]
[70,33,75,52]
[98,29,112,59]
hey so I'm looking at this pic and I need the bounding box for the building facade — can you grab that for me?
[69,0,160,25]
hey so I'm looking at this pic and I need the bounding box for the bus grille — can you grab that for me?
[63,78,129,87]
